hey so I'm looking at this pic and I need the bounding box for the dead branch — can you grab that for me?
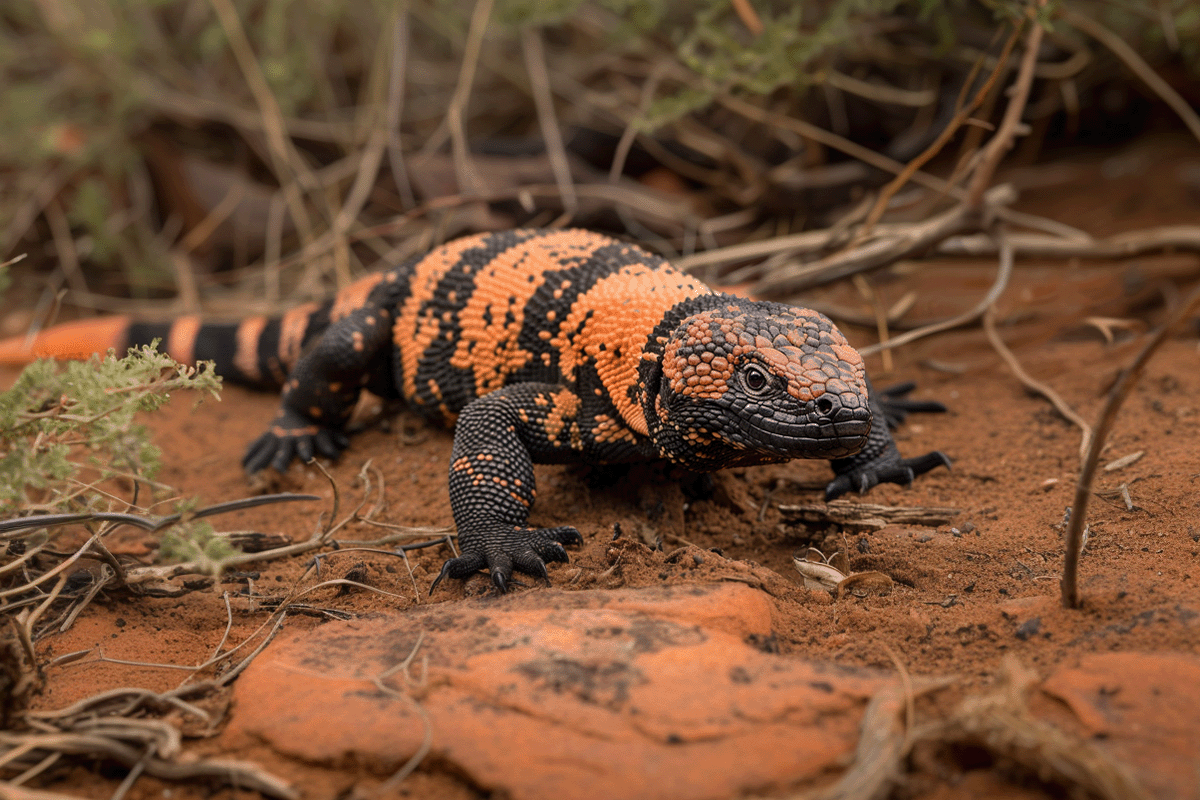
[779,500,961,532]
[1062,280,1200,608]
[798,657,1148,800]
[857,22,1023,238]
[754,183,1015,297]
[939,225,1200,260]
[205,0,318,247]
[804,677,955,800]
[965,6,1045,207]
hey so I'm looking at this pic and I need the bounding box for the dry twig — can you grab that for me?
[1062,280,1200,608]
[859,220,1015,357]
[754,184,1015,296]
[965,5,1045,206]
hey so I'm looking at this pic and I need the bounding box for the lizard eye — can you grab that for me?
[739,364,772,396]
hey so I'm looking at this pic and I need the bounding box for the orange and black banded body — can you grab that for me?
[0,229,948,592]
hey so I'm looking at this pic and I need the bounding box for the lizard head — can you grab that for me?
[649,301,871,470]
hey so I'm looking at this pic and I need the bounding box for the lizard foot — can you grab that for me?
[430,525,583,595]
[876,381,948,428]
[243,411,350,473]
[824,450,952,501]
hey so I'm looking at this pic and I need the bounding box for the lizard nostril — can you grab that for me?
[815,396,835,416]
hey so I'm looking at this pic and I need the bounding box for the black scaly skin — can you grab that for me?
[126,229,950,592]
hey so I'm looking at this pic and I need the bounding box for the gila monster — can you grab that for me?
[0,229,949,592]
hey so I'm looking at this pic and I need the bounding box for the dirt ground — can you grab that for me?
[7,132,1200,799]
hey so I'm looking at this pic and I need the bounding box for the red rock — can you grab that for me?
[1042,652,1200,800]
[227,583,885,800]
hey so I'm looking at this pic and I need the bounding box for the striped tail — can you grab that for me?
[0,301,334,389]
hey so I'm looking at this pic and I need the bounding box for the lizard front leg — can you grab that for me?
[824,378,951,500]
[244,305,395,473]
[431,383,588,594]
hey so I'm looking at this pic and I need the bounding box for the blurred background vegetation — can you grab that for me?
[0,0,1197,317]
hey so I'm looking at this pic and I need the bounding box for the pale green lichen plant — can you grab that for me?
[159,517,238,574]
[648,0,962,127]
[0,344,221,516]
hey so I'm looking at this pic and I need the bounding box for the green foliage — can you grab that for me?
[647,0,970,128]
[0,345,222,511]
[160,519,240,573]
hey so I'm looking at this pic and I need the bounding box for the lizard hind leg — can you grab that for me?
[243,304,396,474]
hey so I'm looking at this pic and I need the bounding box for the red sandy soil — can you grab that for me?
[5,132,1200,799]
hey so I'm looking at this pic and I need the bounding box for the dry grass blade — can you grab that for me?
[1062,7,1200,146]
[522,27,576,225]
[445,0,494,196]
[205,0,317,247]
[730,0,764,36]
[0,785,82,800]
[0,493,319,535]
[365,632,432,797]
[386,11,416,209]
[717,93,960,198]
[1062,280,1200,608]
[965,7,1045,206]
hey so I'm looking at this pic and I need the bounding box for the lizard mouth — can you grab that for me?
[737,403,871,460]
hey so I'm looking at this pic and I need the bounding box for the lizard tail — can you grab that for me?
[0,304,334,389]
[0,316,133,366]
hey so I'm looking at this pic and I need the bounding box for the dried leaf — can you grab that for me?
[836,571,894,598]
[1103,451,1144,471]
[792,557,846,591]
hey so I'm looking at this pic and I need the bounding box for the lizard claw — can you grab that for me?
[429,525,582,595]
[877,382,948,428]
[243,412,350,474]
[825,450,951,501]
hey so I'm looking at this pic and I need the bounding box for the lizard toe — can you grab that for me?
[823,473,855,501]
[903,450,952,477]
[270,438,298,473]
[878,381,948,428]
[242,433,277,474]
[541,525,583,548]
[314,429,345,459]
[538,539,572,565]
[827,450,951,500]
[429,549,488,595]
[490,565,511,593]
[439,524,583,594]
[295,436,315,464]
[513,552,553,586]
